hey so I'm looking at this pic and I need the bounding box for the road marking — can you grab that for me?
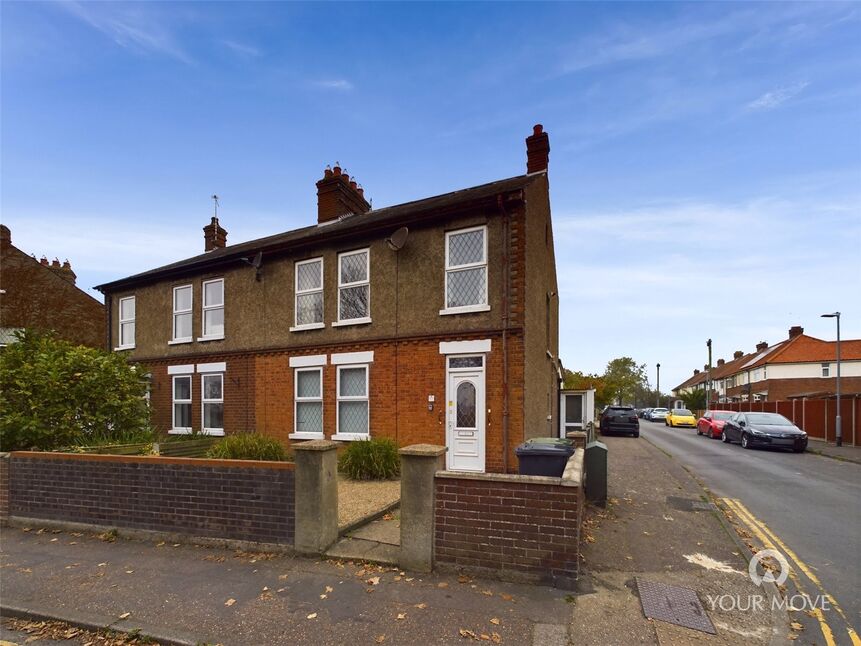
[723,498,859,646]
[727,499,860,646]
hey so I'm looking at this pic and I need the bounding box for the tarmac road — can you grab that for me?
[639,419,861,645]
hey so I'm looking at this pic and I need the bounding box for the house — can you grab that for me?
[720,326,861,402]
[95,126,560,474]
[0,225,104,348]
[672,368,707,398]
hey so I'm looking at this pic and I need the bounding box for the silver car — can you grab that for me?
[648,407,669,421]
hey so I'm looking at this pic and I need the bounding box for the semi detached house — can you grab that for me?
[96,126,559,474]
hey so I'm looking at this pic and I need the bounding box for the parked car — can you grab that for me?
[647,408,668,421]
[721,412,808,452]
[666,408,696,428]
[600,406,640,437]
[697,410,735,439]
[638,408,652,419]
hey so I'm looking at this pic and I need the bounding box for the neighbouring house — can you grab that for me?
[95,126,560,473]
[672,368,707,399]
[0,224,104,348]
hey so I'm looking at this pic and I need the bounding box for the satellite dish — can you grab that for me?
[386,227,409,251]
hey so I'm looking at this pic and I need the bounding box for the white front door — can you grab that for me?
[446,359,485,472]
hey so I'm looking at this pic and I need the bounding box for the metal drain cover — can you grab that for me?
[665,496,716,512]
[692,501,717,511]
[636,578,716,634]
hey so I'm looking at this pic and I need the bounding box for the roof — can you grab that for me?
[96,172,542,292]
[763,334,861,364]
[709,352,757,380]
[673,371,707,392]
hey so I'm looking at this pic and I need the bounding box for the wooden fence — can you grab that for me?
[705,398,860,445]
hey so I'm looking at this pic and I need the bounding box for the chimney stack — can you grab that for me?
[0,224,10,251]
[203,217,227,252]
[694,369,700,375]
[717,358,726,367]
[733,350,744,359]
[704,364,709,371]
[316,163,371,225]
[526,124,550,173]
[788,325,804,339]
[46,257,77,284]
[756,341,768,352]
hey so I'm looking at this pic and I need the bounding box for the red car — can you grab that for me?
[697,410,735,439]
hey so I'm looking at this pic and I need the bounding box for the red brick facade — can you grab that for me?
[434,473,582,588]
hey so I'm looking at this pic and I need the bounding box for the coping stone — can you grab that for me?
[399,444,447,457]
[293,439,339,452]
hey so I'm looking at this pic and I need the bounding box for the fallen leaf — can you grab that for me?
[490,618,500,625]
[499,593,513,601]
[50,538,58,542]
[325,585,333,593]
[458,575,471,583]
[414,603,427,609]
[307,613,317,620]
[97,563,107,567]
[118,612,130,620]
[365,588,375,594]
[394,576,402,582]
[320,594,328,599]
[366,576,381,586]
[125,570,134,574]
[481,590,493,596]
[277,588,286,593]
[459,628,478,639]
[68,542,77,545]
[225,598,236,607]
[397,613,406,620]
[156,541,165,547]
[405,577,414,582]
[791,621,804,631]
[438,582,449,589]
[356,569,366,577]
[491,632,502,644]
[278,573,289,580]
[480,634,491,641]
[375,636,386,644]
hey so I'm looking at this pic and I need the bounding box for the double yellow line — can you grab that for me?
[722,498,860,646]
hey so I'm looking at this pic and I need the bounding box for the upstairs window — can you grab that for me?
[201,279,224,339]
[118,296,135,348]
[444,226,488,313]
[202,373,224,434]
[294,258,324,328]
[821,363,830,377]
[337,249,370,323]
[172,285,192,342]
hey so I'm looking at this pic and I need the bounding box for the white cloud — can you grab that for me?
[312,79,354,91]
[746,81,810,110]
[222,39,261,58]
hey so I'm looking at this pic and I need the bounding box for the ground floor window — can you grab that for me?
[202,373,224,434]
[336,365,369,438]
[172,375,191,431]
[295,367,323,436]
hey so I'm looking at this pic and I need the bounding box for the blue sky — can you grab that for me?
[3,1,860,389]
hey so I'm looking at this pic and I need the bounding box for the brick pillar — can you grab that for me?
[293,440,339,554]
[0,453,10,526]
[399,444,447,573]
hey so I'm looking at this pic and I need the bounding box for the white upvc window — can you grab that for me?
[172,375,192,432]
[292,258,324,331]
[291,367,323,439]
[171,285,193,343]
[117,296,135,349]
[334,364,369,440]
[335,249,370,325]
[201,373,224,435]
[821,363,830,377]
[441,225,489,315]
[200,278,224,340]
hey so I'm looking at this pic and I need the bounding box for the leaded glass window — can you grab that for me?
[295,258,323,326]
[456,381,477,428]
[445,227,487,310]
[338,250,370,321]
[295,368,323,434]
[337,365,369,436]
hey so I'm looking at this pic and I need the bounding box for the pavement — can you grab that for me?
[805,438,861,465]
[640,419,861,646]
[1,428,812,646]
[571,430,787,645]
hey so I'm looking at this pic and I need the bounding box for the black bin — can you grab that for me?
[515,439,575,477]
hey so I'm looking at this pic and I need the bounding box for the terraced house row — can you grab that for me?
[96,126,561,474]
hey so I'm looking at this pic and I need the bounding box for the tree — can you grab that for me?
[680,389,707,412]
[0,330,150,451]
[562,369,613,409]
[603,357,648,406]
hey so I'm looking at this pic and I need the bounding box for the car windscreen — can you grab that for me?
[674,409,693,416]
[713,412,734,420]
[746,413,793,425]
[653,408,668,413]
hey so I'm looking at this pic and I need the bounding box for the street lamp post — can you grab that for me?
[656,363,661,408]
[821,312,842,447]
[706,339,712,407]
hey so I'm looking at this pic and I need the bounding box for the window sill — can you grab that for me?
[168,339,193,346]
[290,322,325,332]
[289,432,325,440]
[332,317,372,327]
[168,428,224,436]
[114,345,135,351]
[196,335,225,342]
[332,433,370,442]
[439,304,491,316]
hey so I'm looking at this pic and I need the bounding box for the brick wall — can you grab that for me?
[434,458,583,588]
[6,452,295,543]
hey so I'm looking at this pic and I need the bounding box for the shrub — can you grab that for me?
[0,330,150,451]
[338,437,400,480]
[206,433,288,461]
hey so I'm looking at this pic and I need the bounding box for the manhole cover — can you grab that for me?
[692,501,717,511]
[665,496,716,512]
[636,578,716,634]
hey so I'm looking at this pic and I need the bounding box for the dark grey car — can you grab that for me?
[721,412,808,453]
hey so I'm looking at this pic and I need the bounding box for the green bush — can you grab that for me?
[0,330,150,451]
[206,433,288,461]
[338,437,400,480]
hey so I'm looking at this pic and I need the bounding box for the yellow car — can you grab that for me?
[666,408,696,428]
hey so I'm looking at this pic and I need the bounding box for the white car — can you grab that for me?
[648,408,669,421]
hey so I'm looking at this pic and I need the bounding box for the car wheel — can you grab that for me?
[696,426,702,435]
[721,430,730,443]
[792,446,805,453]
[741,433,751,449]
[633,431,640,438]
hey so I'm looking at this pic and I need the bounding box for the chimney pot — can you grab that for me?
[756,341,768,352]
[704,364,709,371]
[51,258,61,268]
[526,124,550,173]
[694,369,700,375]
[316,161,371,224]
[788,325,804,339]
[733,350,744,359]
[717,358,726,367]
[324,165,333,178]
[333,164,342,176]
[40,256,49,266]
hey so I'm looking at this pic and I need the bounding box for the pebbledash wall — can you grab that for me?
[433,449,584,588]
[0,452,294,544]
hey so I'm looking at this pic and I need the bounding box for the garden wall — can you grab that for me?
[1,452,295,544]
[433,450,584,589]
